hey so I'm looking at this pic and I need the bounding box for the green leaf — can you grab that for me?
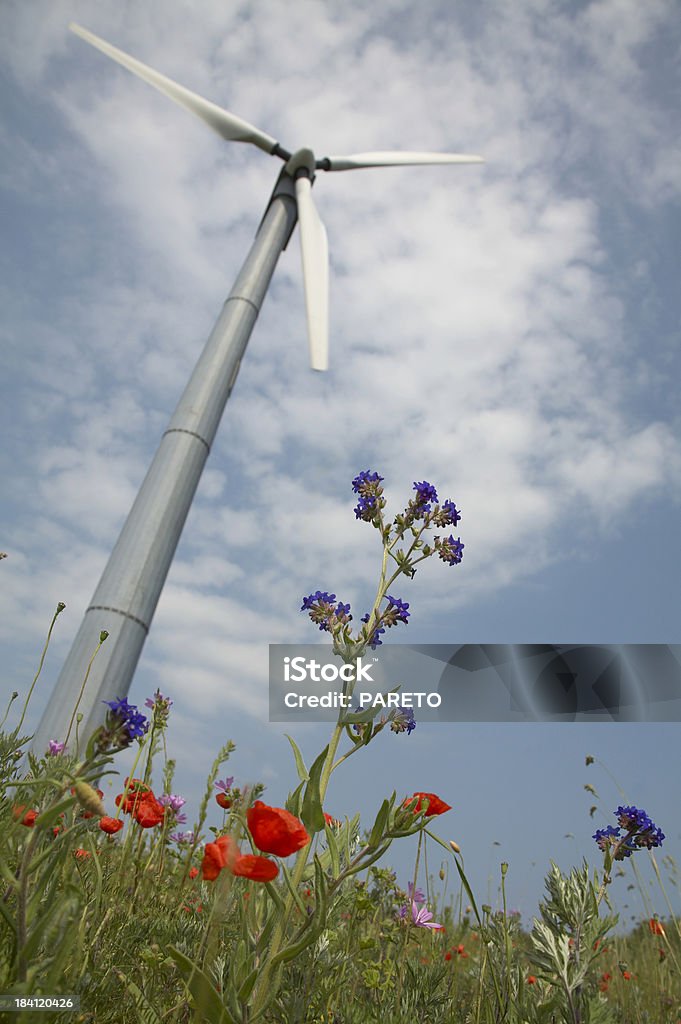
[280,861,307,915]
[285,735,309,782]
[300,745,328,834]
[21,892,80,968]
[454,858,483,927]
[33,797,77,830]
[368,796,392,849]
[115,971,163,1024]
[325,821,341,877]
[166,945,235,1024]
[270,856,329,967]
[237,967,259,1004]
[285,780,305,818]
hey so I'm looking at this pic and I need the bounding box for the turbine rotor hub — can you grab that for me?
[284,147,316,181]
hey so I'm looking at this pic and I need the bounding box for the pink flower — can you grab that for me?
[409,900,443,930]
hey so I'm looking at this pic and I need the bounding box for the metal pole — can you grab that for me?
[31,173,298,754]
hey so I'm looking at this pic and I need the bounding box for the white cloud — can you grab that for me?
[2,0,679,726]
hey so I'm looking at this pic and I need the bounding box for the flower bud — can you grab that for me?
[449,840,461,854]
[439,867,446,881]
[73,780,105,817]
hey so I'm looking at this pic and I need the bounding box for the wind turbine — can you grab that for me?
[31,22,483,754]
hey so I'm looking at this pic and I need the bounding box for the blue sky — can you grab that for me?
[2,0,680,924]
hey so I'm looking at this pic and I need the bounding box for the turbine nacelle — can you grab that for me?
[69,23,484,371]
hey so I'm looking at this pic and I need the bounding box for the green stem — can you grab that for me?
[63,631,108,751]
[16,602,66,735]
[15,825,42,981]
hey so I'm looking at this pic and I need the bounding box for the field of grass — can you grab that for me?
[2,662,679,1022]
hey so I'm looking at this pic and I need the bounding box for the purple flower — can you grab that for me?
[594,805,665,860]
[144,689,173,723]
[435,535,465,565]
[354,494,377,520]
[144,689,172,709]
[47,740,65,756]
[159,794,186,813]
[413,481,438,508]
[616,805,652,831]
[352,470,385,524]
[399,900,443,930]
[390,706,416,735]
[593,825,621,853]
[360,613,386,649]
[301,591,351,634]
[352,470,384,493]
[407,882,426,903]
[434,499,462,527]
[215,777,234,793]
[103,697,149,741]
[170,830,195,844]
[383,595,410,626]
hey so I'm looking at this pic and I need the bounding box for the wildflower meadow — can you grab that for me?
[1,474,679,1022]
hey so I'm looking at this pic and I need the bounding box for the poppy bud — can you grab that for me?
[72,781,105,818]
[449,840,461,854]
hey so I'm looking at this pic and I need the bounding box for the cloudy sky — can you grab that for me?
[2,0,680,922]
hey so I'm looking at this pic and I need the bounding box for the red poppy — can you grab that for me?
[622,971,632,981]
[74,849,90,859]
[649,918,665,936]
[404,792,452,817]
[124,777,148,791]
[115,779,153,814]
[201,834,278,883]
[12,806,38,827]
[246,801,310,857]
[133,796,165,829]
[115,782,165,828]
[201,835,237,881]
[444,951,452,961]
[216,793,232,809]
[99,816,124,835]
[232,854,279,882]
[188,866,199,879]
[527,975,537,985]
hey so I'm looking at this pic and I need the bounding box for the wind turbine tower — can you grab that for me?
[31,23,483,753]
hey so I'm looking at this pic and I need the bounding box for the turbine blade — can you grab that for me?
[324,151,484,171]
[295,177,329,372]
[69,23,279,155]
